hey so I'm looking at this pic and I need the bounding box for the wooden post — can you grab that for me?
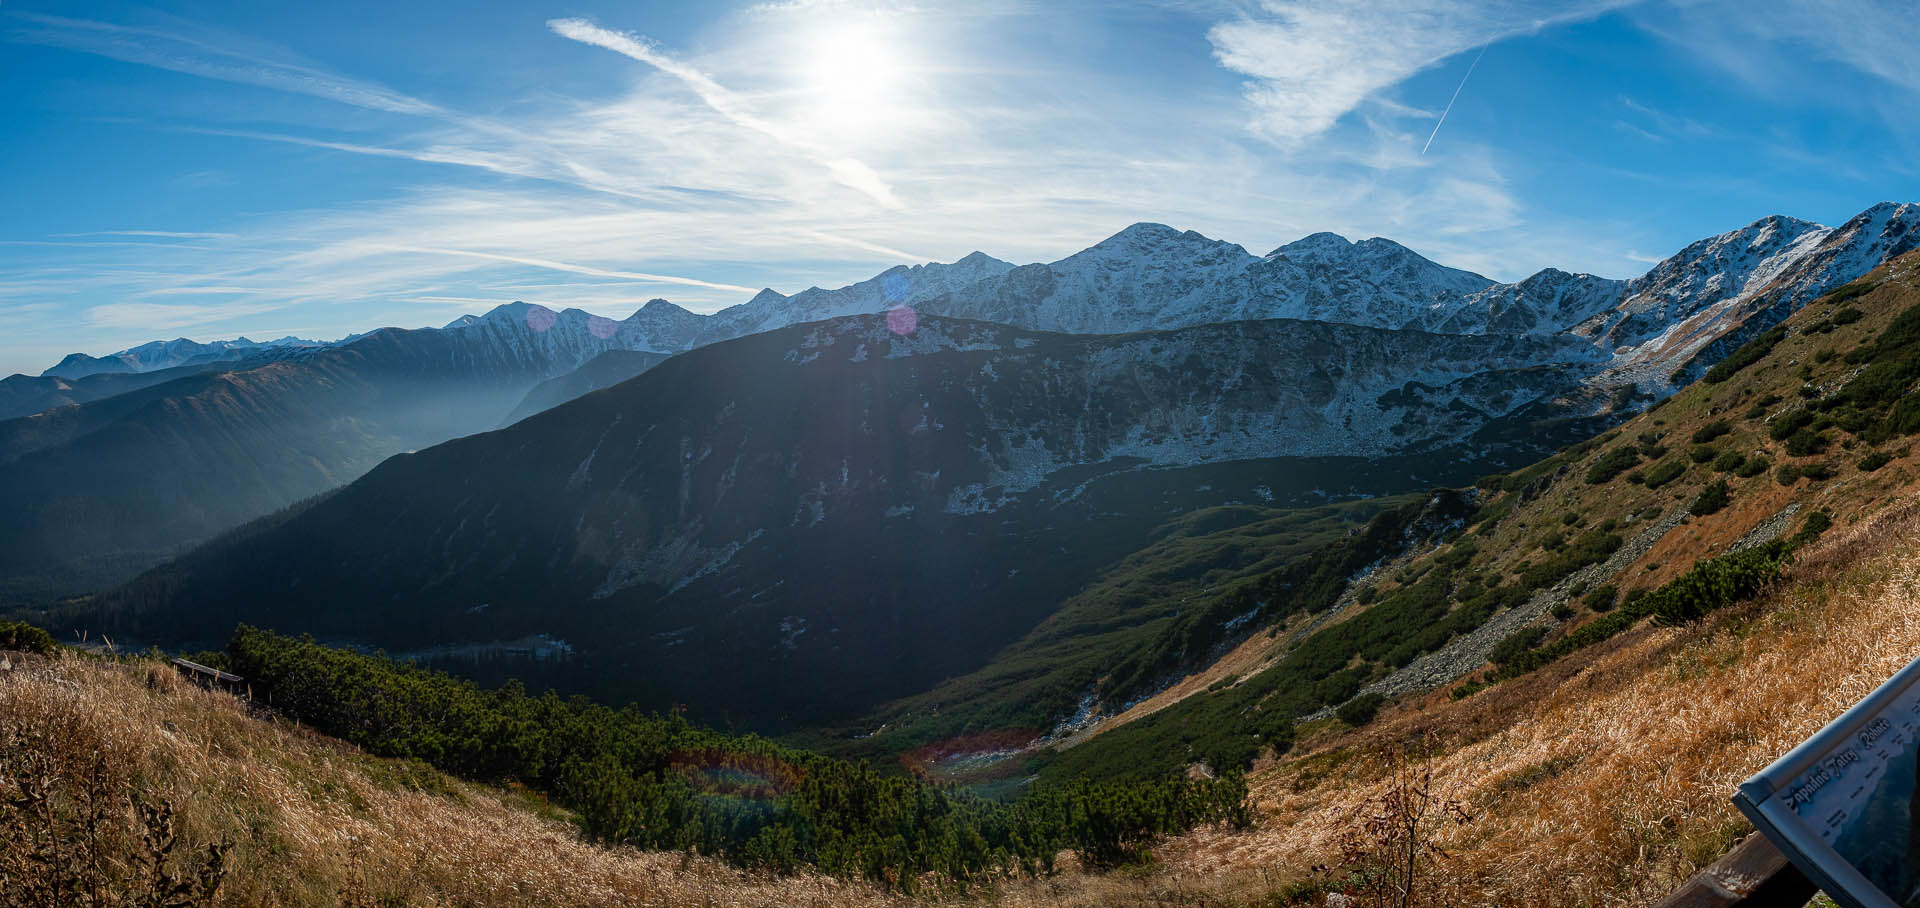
[1652,833,1817,908]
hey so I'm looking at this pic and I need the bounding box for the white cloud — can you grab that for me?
[85,300,294,333]
[375,246,760,294]
[55,230,239,239]
[8,12,444,117]
[547,17,903,208]
[1208,0,1633,144]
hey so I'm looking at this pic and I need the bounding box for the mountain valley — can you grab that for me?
[6,203,1912,613]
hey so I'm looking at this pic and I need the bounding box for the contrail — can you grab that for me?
[1422,42,1490,155]
[548,18,901,209]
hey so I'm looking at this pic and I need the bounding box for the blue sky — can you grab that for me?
[3,0,1918,376]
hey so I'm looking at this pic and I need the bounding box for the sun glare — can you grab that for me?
[799,20,909,143]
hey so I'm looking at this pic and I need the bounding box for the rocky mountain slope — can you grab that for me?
[502,349,673,426]
[75,313,1603,727]
[1029,250,1920,786]
[1603,202,1920,384]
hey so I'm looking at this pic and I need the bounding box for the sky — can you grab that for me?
[3,0,1919,377]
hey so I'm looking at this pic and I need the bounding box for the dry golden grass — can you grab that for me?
[1138,499,1920,907]
[0,654,946,907]
[0,651,1280,907]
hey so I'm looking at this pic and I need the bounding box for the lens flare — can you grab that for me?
[525,305,557,333]
[587,315,618,339]
[882,270,909,303]
[887,304,917,335]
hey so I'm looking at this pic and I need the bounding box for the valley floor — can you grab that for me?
[9,497,1919,905]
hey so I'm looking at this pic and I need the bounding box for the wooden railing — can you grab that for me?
[1653,834,1815,908]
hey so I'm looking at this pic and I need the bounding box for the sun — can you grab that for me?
[798,20,909,143]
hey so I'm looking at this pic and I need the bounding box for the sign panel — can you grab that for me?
[1736,653,1920,908]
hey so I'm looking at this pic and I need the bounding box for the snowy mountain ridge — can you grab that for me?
[435,201,1919,382]
[40,203,1920,401]
[39,334,328,379]
[1596,202,1920,386]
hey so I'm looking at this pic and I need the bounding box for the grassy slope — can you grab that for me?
[0,650,1275,907]
[1044,253,1920,781]
[811,496,1411,760]
[0,651,901,907]
[980,252,1920,903]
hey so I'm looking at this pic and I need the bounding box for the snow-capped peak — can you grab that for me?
[1269,231,1356,260]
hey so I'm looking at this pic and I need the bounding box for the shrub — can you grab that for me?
[1712,450,1747,473]
[1689,480,1732,517]
[1831,301,1920,443]
[1775,464,1802,485]
[1861,450,1893,472]
[1769,409,1816,441]
[1785,427,1828,457]
[1704,325,1788,384]
[1484,543,1788,683]
[1799,462,1835,482]
[1449,681,1487,700]
[1792,510,1833,547]
[1582,584,1619,612]
[1488,626,1548,667]
[1642,459,1685,489]
[1648,542,1793,627]
[1691,420,1733,444]
[1586,447,1643,484]
[0,620,57,655]
[1736,456,1771,479]
[1690,444,1720,464]
[1518,529,1622,590]
[1336,692,1387,727]
[1826,280,1880,306]
[224,628,1248,882]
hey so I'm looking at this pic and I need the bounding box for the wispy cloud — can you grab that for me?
[85,300,294,333]
[1208,0,1634,145]
[55,230,239,239]
[548,17,902,208]
[1618,95,1713,141]
[378,246,761,294]
[7,12,444,117]
[1635,0,1920,98]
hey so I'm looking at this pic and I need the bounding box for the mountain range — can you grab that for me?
[80,313,1614,721]
[38,334,327,380]
[10,203,1919,730]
